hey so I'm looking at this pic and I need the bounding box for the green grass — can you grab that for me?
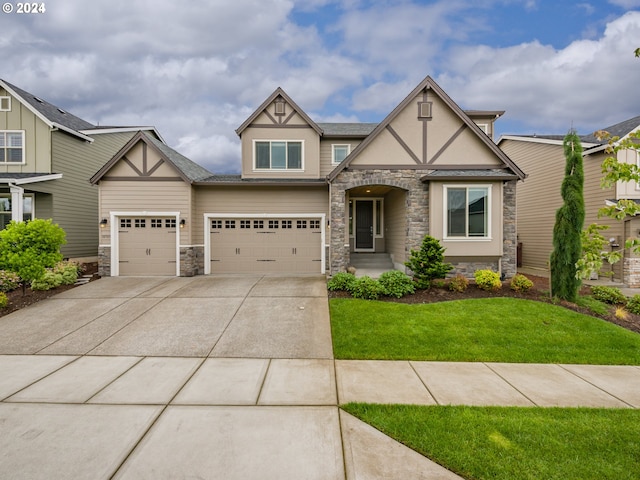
[330,297,640,364]
[343,404,640,480]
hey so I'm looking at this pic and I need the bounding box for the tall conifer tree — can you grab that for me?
[550,130,585,302]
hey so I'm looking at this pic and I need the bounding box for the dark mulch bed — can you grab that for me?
[329,275,640,335]
[0,263,100,318]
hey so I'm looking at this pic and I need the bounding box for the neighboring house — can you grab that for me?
[0,79,162,260]
[499,115,640,286]
[91,75,526,278]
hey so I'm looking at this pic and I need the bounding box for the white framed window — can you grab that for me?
[0,194,34,229]
[332,144,350,164]
[444,185,491,239]
[254,140,303,170]
[476,123,489,135]
[0,97,10,111]
[0,131,25,164]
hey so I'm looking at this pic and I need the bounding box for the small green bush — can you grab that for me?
[378,270,416,298]
[405,235,453,289]
[350,276,384,300]
[53,261,79,285]
[31,261,80,291]
[510,274,534,293]
[0,270,20,293]
[448,274,469,293]
[432,279,446,289]
[31,271,63,291]
[474,269,502,292]
[0,292,7,308]
[626,295,640,315]
[327,272,357,292]
[590,285,627,305]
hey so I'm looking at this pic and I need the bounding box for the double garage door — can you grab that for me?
[209,217,322,274]
[118,217,177,276]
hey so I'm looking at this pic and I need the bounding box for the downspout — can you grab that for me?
[8,181,24,222]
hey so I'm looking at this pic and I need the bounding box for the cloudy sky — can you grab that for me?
[1,0,640,173]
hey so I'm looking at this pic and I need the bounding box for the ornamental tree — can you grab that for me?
[550,130,585,302]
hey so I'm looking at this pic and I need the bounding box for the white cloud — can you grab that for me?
[438,11,640,136]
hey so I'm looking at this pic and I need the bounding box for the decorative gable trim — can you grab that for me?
[327,76,526,181]
[235,87,323,136]
[90,131,190,185]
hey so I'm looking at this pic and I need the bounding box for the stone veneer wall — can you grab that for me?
[329,169,429,275]
[623,257,640,287]
[98,246,110,277]
[501,180,518,279]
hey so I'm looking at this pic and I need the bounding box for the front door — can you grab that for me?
[355,200,374,250]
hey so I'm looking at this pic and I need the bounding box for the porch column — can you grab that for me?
[330,184,348,274]
[9,184,24,222]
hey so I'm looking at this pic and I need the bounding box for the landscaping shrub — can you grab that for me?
[0,292,7,309]
[350,276,384,300]
[474,269,502,292]
[327,272,357,292]
[404,235,453,289]
[448,274,469,293]
[510,274,534,293]
[0,270,20,293]
[626,294,640,315]
[615,307,629,320]
[432,279,446,289]
[590,285,627,305]
[31,261,79,291]
[378,270,415,298]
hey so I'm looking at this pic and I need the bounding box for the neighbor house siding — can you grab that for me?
[0,87,51,174]
[500,140,564,271]
[192,185,328,245]
[32,130,138,258]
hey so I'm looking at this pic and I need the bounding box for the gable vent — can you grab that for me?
[418,102,432,118]
[274,98,286,115]
[0,96,9,111]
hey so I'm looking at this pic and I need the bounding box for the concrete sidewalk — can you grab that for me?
[0,275,639,479]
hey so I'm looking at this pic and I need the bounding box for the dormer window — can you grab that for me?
[0,97,10,111]
[254,140,303,170]
[0,131,25,164]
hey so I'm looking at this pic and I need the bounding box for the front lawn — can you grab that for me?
[343,403,640,480]
[330,297,640,364]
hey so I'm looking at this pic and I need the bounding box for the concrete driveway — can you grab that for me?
[0,275,459,480]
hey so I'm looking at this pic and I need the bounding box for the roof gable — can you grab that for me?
[328,76,525,181]
[0,79,95,139]
[90,131,212,185]
[235,87,323,136]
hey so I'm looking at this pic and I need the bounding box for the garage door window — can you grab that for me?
[165,219,176,228]
[268,220,278,229]
[135,219,146,228]
[225,220,236,229]
[310,220,320,229]
[151,219,163,228]
[211,220,222,229]
[297,220,307,229]
[282,220,292,229]
[253,220,264,229]
[240,220,251,229]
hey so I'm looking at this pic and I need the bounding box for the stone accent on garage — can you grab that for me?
[501,180,518,279]
[180,246,204,277]
[329,169,429,275]
[98,246,111,277]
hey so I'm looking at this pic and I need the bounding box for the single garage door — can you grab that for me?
[118,217,177,276]
[210,217,322,273]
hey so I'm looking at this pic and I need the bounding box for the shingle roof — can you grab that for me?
[196,174,326,186]
[317,123,378,137]
[144,134,213,183]
[580,115,640,144]
[421,169,519,181]
[1,79,94,132]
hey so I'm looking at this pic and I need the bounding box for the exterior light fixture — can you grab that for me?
[100,218,107,228]
[180,219,186,228]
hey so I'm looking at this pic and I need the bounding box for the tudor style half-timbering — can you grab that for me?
[93,75,525,278]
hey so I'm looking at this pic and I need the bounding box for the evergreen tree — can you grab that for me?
[550,130,585,302]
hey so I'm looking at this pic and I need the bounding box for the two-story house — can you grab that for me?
[91,75,525,277]
[499,115,640,286]
[0,79,161,260]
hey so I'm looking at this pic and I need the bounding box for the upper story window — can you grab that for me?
[332,144,350,164]
[0,131,25,164]
[0,97,10,111]
[254,140,303,170]
[445,185,490,239]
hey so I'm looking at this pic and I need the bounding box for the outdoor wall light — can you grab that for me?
[100,218,107,228]
[180,219,186,228]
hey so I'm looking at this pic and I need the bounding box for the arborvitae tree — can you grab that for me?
[550,130,585,302]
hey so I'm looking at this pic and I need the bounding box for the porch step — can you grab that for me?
[350,253,394,269]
